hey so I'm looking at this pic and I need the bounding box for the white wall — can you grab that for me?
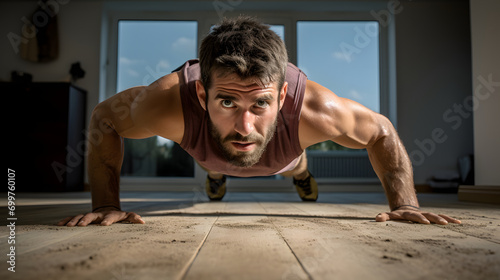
[470,0,500,186]
[395,0,473,184]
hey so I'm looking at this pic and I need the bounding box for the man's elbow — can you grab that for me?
[368,113,398,148]
[89,103,116,135]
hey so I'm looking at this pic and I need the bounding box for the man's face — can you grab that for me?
[196,73,287,168]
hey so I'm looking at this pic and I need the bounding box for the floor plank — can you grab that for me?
[184,215,310,280]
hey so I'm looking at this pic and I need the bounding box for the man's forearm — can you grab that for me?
[87,115,124,211]
[367,126,419,211]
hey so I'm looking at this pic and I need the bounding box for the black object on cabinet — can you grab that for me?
[4,82,87,192]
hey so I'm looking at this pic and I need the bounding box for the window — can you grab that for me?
[116,20,197,177]
[105,7,392,186]
[298,21,380,153]
[117,21,286,179]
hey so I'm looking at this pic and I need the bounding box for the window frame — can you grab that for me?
[101,3,396,190]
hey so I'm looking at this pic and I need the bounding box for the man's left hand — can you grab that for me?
[375,208,461,225]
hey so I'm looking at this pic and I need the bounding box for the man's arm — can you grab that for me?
[58,72,184,226]
[300,80,460,225]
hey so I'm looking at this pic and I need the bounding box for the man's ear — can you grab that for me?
[195,80,207,111]
[279,81,288,110]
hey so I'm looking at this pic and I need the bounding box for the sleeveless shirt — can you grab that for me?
[178,59,307,177]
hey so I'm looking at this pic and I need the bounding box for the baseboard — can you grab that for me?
[458,185,500,204]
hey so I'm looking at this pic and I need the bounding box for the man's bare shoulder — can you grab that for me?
[300,79,390,150]
[299,80,347,148]
[130,71,185,143]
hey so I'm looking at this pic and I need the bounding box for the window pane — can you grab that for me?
[117,21,197,91]
[117,21,197,177]
[298,21,379,112]
[270,25,284,41]
[298,21,380,152]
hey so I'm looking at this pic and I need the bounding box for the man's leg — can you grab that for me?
[280,151,318,201]
[198,162,227,201]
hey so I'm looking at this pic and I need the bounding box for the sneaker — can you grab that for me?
[293,173,318,202]
[205,175,227,201]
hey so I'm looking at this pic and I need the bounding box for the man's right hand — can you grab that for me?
[57,207,145,227]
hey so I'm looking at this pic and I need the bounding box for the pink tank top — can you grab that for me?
[179,59,307,177]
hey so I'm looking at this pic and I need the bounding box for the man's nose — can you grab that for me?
[234,110,255,136]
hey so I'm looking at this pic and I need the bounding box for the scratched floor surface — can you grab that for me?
[1,191,499,280]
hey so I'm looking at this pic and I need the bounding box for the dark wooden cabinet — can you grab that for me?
[4,82,87,192]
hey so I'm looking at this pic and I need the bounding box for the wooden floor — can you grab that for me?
[1,191,499,280]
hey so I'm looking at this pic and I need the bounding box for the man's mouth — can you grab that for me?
[231,141,256,152]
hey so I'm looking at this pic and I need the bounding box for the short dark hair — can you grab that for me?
[199,16,288,91]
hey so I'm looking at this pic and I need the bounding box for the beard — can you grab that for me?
[208,115,278,168]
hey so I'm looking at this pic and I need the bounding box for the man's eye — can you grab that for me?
[221,100,234,108]
[256,100,269,108]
